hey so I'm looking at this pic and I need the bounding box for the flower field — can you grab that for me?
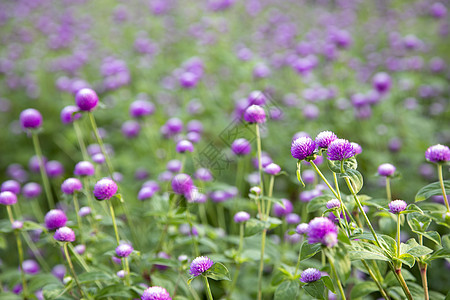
[0,0,449,299]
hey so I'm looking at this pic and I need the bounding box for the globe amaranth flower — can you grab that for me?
[389,200,407,214]
[129,100,155,118]
[93,178,118,200]
[176,140,194,153]
[166,160,182,173]
[243,105,266,123]
[378,163,396,177]
[141,286,172,300]
[1,180,21,194]
[234,211,250,223]
[138,187,156,201]
[78,206,91,217]
[264,163,281,175]
[195,168,213,181]
[273,199,293,217]
[52,264,66,281]
[286,213,301,224]
[0,191,18,206]
[54,226,75,242]
[372,72,392,94]
[300,268,321,283]
[61,178,83,195]
[231,138,252,156]
[23,182,42,199]
[45,209,68,230]
[116,243,134,258]
[326,199,341,209]
[12,220,23,230]
[327,139,355,161]
[121,120,141,138]
[75,88,98,111]
[46,161,65,178]
[425,144,450,163]
[60,106,81,124]
[74,161,95,177]
[296,223,309,235]
[315,131,338,148]
[351,142,362,155]
[171,174,193,196]
[291,137,316,160]
[307,217,338,247]
[22,259,40,275]
[189,256,214,277]
[20,108,43,129]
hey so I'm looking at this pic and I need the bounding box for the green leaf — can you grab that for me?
[97,284,133,298]
[303,280,325,300]
[42,283,65,300]
[244,218,266,237]
[327,156,358,173]
[300,241,322,261]
[348,241,390,261]
[0,220,13,233]
[0,292,22,300]
[261,196,285,207]
[424,248,450,263]
[398,253,415,268]
[400,204,423,215]
[274,280,300,300]
[379,235,396,257]
[407,213,432,233]
[307,195,334,213]
[337,230,351,245]
[422,231,441,245]
[322,275,335,293]
[350,281,379,299]
[342,169,363,194]
[0,234,6,249]
[78,271,113,283]
[405,239,433,257]
[296,162,305,188]
[149,257,179,269]
[265,217,283,229]
[187,276,195,285]
[204,262,231,281]
[415,180,450,202]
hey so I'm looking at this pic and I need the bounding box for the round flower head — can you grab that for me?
[176,140,194,153]
[389,200,407,214]
[244,105,266,123]
[425,144,450,163]
[52,264,66,281]
[195,168,213,181]
[326,199,341,209]
[121,120,141,138]
[273,199,294,217]
[60,106,81,124]
[171,174,193,195]
[53,226,75,242]
[46,161,64,178]
[351,142,362,155]
[291,137,316,160]
[248,90,267,105]
[187,120,204,133]
[75,244,86,255]
[0,191,18,205]
[138,187,156,201]
[189,256,214,277]
[300,268,321,283]
[75,88,98,111]
[45,209,67,230]
[166,160,182,172]
[327,139,355,161]
[78,206,91,217]
[23,182,42,199]
[430,2,447,18]
[315,131,338,148]
[286,213,301,224]
[93,178,118,200]
[116,243,134,257]
[165,118,183,135]
[74,161,95,177]
[141,286,172,300]
[92,153,105,164]
[372,72,392,93]
[22,259,40,275]
[296,223,309,235]
[61,178,83,195]
[250,186,261,195]
[129,100,155,118]
[20,108,42,129]
[231,138,252,156]
[1,180,21,194]
[234,211,250,223]
[378,163,396,177]
[307,217,338,247]
[12,220,23,230]
[264,163,281,175]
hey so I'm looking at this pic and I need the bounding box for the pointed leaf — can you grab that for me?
[274,280,300,300]
[303,280,325,300]
[415,180,450,202]
[204,262,231,281]
[327,156,358,173]
[343,169,363,194]
[300,241,322,261]
[350,281,379,299]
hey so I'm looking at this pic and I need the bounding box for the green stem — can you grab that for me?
[294,247,302,277]
[31,132,55,209]
[326,251,346,300]
[257,229,267,300]
[385,177,392,201]
[202,275,214,300]
[227,264,241,299]
[108,200,121,245]
[437,164,449,212]
[361,260,390,300]
[63,243,86,298]
[73,193,84,244]
[310,161,339,199]
[255,124,264,212]
[333,173,352,237]
[124,257,131,286]
[396,214,401,259]
[73,120,89,161]
[395,269,413,300]
[265,175,275,217]
[22,232,50,272]
[88,112,114,177]
[31,199,45,223]
[419,263,429,300]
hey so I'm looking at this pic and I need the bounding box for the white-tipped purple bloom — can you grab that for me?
[93,178,118,200]
[231,138,252,156]
[315,131,338,148]
[60,106,81,124]
[243,105,266,123]
[351,142,362,155]
[296,223,309,235]
[176,140,194,153]
[171,174,193,196]
[22,259,40,275]
[389,200,407,214]
[425,144,450,163]
[378,163,396,177]
[327,139,355,161]
[78,206,91,217]
[1,180,21,194]
[264,163,281,175]
[116,243,134,258]
[307,217,338,247]
[291,137,316,160]
[189,256,214,277]
[121,120,141,139]
[46,161,64,178]
[20,108,42,129]
[195,168,213,181]
[53,226,75,242]
[234,211,250,223]
[286,213,301,224]
[75,88,98,112]
[74,161,95,177]
[326,199,341,209]
[61,178,82,195]
[141,286,172,300]
[138,187,156,201]
[166,160,182,173]
[129,100,155,118]
[45,209,67,230]
[300,268,321,283]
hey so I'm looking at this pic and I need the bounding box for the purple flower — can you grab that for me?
[179,72,198,89]
[52,264,66,281]
[141,286,172,300]
[248,90,267,106]
[176,140,194,153]
[12,220,23,229]
[45,209,67,230]
[302,170,316,184]
[273,199,293,217]
[20,108,42,129]
[54,226,75,242]
[92,153,105,164]
[250,186,261,195]
[430,2,447,18]
[0,191,17,205]
[75,88,98,111]
[264,163,281,175]
[167,160,182,173]
[307,217,338,247]
[291,137,316,160]
[74,161,95,177]
[171,174,193,196]
[187,120,204,133]
[138,187,156,201]
[243,105,266,123]
[234,211,250,223]
[78,206,91,217]
[372,72,392,93]
[93,178,118,200]
[327,139,355,161]
[1,180,21,194]
[195,168,213,181]
[121,120,141,138]
[286,213,301,224]
[75,244,86,255]
[326,199,341,209]
[189,256,214,277]
[425,144,450,163]
[300,268,321,283]
[130,100,155,118]
[116,243,134,258]
[116,270,125,278]
[61,178,83,195]
[378,163,396,177]
[22,182,41,199]
[315,131,338,148]
[60,106,81,124]
[351,142,362,155]
[22,259,40,275]
[165,118,183,135]
[389,200,407,214]
[296,223,309,235]
[231,138,252,156]
[46,161,64,178]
